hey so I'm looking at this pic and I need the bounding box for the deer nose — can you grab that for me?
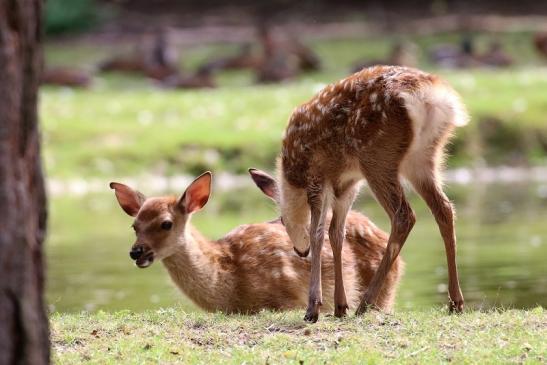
[129,246,144,260]
[293,246,310,258]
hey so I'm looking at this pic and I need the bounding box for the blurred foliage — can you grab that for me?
[45,0,103,35]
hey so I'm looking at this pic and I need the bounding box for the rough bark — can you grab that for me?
[0,0,49,364]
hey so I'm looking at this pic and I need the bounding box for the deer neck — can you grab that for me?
[161,224,232,312]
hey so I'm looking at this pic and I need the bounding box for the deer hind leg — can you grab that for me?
[356,170,416,314]
[328,185,358,318]
[403,157,464,313]
[304,187,330,323]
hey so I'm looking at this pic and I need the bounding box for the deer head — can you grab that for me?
[110,172,212,268]
[249,168,310,257]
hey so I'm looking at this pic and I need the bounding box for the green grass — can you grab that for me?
[41,84,301,178]
[41,32,547,178]
[51,307,546,364]
[40,69,547,178]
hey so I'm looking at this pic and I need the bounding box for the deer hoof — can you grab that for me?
[334,304,349,318]
[449,298,464,314]
[355,301,374,315]
[304,301,321,323]
[304,310,319,323]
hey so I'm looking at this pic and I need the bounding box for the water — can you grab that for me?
[46,180,547,313]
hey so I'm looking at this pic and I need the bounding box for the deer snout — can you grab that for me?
[129,244,155,268]
[129,245,144,260]
[293,246,310,258]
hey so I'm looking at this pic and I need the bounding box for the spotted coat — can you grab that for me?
[281,65,458,190]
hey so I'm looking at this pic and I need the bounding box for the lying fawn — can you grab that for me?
[110,171,402,313]
[279,65,468,322]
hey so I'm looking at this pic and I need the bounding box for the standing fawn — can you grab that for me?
[279,65,468,322]
[110,171,402,314]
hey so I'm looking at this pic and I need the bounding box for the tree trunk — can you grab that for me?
[0,0,49,364]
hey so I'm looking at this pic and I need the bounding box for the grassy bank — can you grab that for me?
[51,307,545,364]
[42,33,547,179]
[40,69,547,179]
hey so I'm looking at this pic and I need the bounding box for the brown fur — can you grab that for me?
[98,30,179,81]
[161,210,401,314]
[278,65,467,321]
[98,57,178,80]
[41,67,92,88]
[534,32,547,59]
[110,173,403,314]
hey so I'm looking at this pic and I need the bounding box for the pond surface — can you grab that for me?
[46,180,547,313]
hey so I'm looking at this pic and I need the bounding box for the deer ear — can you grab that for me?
[110,182,146,217]
[248,168,279,203]
[179,171,212,213]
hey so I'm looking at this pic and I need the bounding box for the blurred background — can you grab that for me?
[43,0,547,313]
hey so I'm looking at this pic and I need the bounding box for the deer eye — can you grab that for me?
[161,221,173,231]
